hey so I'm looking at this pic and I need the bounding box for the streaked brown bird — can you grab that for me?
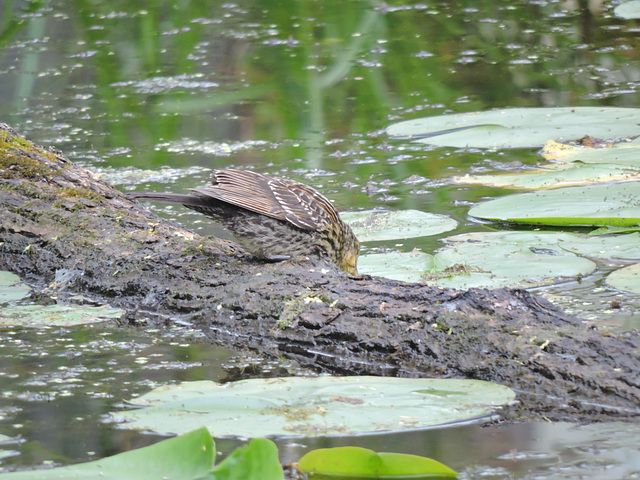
[129,169,359,274]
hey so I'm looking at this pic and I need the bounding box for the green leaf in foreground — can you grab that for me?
[0,427,214,480]
[386,107,640,149]
[298,446,457,479]
[468,182,640,227]
[341,210,457,241]
[111,377,515,437]
[0,271,30,303]
[199,438,283,480]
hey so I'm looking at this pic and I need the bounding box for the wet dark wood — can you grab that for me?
[1,123,639,422]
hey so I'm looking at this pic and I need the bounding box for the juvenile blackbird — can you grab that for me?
[129,169,360,274]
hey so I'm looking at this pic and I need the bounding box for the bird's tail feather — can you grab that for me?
[128,192,210,208]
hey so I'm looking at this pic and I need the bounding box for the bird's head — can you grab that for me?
[337,226,360,275]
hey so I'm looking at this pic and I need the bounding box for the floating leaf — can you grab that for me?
[0,427,214,480]
[542,138,640,166]
[111,377,515,437]
[446,231,640,261]
[589,225,640,235]
[453,163,640,189]
[342,210,457,241]
[357,251,435,283]
[429,233,596,289]
[468,182,640,227]
[0,304,123,327]
[0,271,30,303]
[614,1,640,19]
[386,107,640,149]
[606,263,640,294]
[298,446,457,479]
[358,232,599,288]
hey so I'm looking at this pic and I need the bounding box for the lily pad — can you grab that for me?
[0,271,31,303]
[452,163,640,189]
[542,138,640,166]
[0,304,123,327]
[386,107,640,149]
[433,236,595,289]
[447,231,640,261]
[357,251,435,283]
[468,182,640,227]
[111,376,515,437]
[357,232,598,288]
[614,1,640,19]
[298,447,457,479]
[342,210,457,242]
[606,263,640,294]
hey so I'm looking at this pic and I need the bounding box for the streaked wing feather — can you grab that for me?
[192,169,285,219]
[192,169,338,232]
[276,182,335,231]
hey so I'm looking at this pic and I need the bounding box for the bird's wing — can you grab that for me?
[191,169,337,232]
[276,181,338,231]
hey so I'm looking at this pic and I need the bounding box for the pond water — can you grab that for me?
[1,0,640,477]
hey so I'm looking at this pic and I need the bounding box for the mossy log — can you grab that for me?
[1,123,639,422]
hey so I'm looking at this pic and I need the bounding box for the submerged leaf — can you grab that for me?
[0,304,123,327]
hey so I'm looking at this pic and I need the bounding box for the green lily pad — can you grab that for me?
[357,251,436,283]
[342,210,457,242]
[386,107,640,149]
[614,1,640,19]
[469,182,640,227]
[445,231,640,261]
[432,236,595,290]
[0,304,123,327]
[0,427,214,480]
[111,376,515,437]
[606,263,640,294]
[453,163,640,189]
[298,447,457,479]
[357,232,598,288]
[0,271,31,303]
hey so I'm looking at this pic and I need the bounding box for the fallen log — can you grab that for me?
[1,123,638,422]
